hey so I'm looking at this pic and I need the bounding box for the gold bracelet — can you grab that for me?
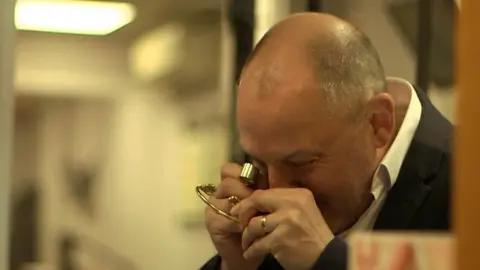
[195,163,258,223]
[195,184,240,223]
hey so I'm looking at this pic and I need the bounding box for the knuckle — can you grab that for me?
[297,188,314,204]
[247,215,260,228]
[276,211,291,226]
[251,189,265,199]
[285,209,302,225]
[215,178,236,198]
[214,181,228,198]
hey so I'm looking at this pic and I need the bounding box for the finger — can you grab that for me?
[231,197,262,227]
[215,177,253,199]
[239,189,292,214]
[231,189,278,225]
[206,210,243,233]
[242,213,281,251]
[389,243,414,270]
[221,163,243,179]
[205,197,243,233]
[243,226,283,261]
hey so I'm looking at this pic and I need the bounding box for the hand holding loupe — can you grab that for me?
[195,163,258,223]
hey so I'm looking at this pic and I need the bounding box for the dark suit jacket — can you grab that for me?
[201,87,452,270]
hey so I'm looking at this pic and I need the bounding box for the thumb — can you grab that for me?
[389,243,415,270]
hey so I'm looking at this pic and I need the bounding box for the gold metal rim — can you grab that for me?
[196,184,240,223]
[239,162,257,186]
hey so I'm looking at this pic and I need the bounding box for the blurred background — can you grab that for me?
[6,0,454,269]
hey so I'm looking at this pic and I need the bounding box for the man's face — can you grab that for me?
[236,54,388,233]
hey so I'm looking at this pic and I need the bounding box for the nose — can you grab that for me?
[267,166,295,188]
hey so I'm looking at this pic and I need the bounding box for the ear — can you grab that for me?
[368,93,395,149]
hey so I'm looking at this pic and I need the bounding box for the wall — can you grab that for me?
[98,90,217,269]
[12,116,39,199]
[10,33,148,268]
[344,0,455,121]
[35,93,218,270]
[290,0,455,121]
[23,23,221,270]
[15,34,133,98]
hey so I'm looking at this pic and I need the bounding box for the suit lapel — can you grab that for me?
[374,87,451,230]
[373,140,439,229]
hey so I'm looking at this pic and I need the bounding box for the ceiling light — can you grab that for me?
[15,0,136,35]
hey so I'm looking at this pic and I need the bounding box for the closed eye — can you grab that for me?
[287,158,320,168]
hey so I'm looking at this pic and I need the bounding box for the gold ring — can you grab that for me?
[195,184,239,223]
[228,196,240,207]
[260,215,268,234]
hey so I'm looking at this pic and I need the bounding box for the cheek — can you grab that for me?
[299,163,351,203]
[301,147,376,203]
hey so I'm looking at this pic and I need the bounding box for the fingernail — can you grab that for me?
[231,204,239,216]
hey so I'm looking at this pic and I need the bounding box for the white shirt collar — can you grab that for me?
[338,78,423,239]
[370,77,423,199]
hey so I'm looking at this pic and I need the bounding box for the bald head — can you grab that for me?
[241,13,386,119]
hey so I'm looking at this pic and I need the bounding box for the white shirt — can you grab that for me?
[339,77,422,239]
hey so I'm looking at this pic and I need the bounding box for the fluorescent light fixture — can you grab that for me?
[15,0,136,35]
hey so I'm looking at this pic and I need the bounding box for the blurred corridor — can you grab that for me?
[6,0,454,269]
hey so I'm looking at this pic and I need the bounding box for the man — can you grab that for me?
[201,12,451,270]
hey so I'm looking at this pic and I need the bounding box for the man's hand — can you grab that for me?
[230,188,334,270]
[204,163,264,270]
